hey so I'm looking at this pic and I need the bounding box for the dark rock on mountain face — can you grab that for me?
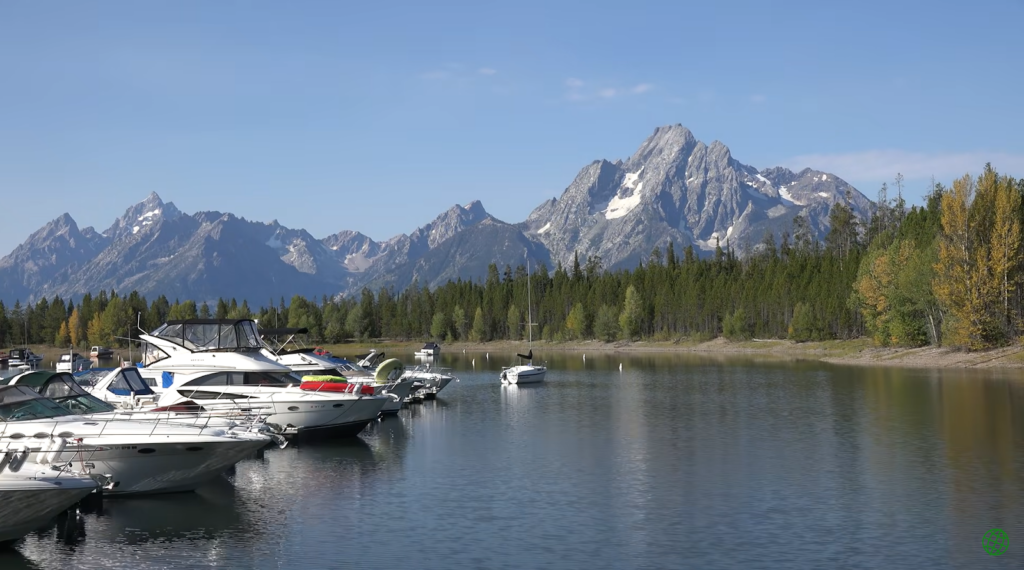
[0,213,108,302]
[0,125,873,304]
[523,124,872,269]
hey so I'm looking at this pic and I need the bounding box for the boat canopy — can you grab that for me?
[150,319,263,352]
[2,371,116,415]
[0,385,72,421]
[74,367,155,396]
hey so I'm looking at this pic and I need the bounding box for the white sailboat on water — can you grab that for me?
[500,257,547,384]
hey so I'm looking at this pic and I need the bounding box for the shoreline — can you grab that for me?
[10,337,1024,372]
[328,337,1024,370]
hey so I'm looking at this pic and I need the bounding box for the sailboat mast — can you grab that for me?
[526,257,532,346]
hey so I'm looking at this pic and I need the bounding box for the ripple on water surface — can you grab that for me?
[7,353,1024,569]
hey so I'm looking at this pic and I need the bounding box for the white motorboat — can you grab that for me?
[258,327,416,414]
[401,364,459,399]
[500,257,547,384]
[0,385,269,495]
[55,352,92,373]
[10,369,281,443]
[0,453,97,546]
[7,348,42,369]
[73,367,161,409]
[137,319,389,439]
[414,342,441,358]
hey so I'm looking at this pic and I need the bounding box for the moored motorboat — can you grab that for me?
[0,454,97,546]
[55,352,92,373]
[9,370,280,443]
[0,385,270,495]
[137,319,388,439]
[259,328,416,414]
[414,342,441,358]
[401,364,459,399]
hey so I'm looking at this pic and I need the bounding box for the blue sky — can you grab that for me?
[1,1,1023,254]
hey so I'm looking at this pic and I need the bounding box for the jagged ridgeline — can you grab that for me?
[1,163,1022,353]
[0,125,872,305]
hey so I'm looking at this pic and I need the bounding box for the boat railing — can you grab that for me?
[1,436,105,481]
[0,410,269,440]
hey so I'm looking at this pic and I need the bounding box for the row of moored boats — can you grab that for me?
[0,318,458,546]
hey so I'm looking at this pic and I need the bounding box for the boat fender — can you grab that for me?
[161,371,174,389]
[2,445,29,473]
[39,437,67,465]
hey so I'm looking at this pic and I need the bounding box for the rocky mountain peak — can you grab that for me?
[103,192,182,240]
[628,124,697,166]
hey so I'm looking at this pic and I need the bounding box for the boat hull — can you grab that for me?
[378,379,416,414]
[501,366,546,384]
[0,478,97,544]
[43,438,268,495]
[253,396,387,439]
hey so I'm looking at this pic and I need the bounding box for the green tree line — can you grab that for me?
[2,165,1021,351]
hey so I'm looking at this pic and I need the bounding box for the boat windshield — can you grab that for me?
[294,368,348,379]
[76,368,155,396]
[182,371,299,388]
[37,374,117,415]
[0,386,73,422]
[150,320,263,352]
[332,361,364,372]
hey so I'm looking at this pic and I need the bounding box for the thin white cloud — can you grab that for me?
[783,150,1024,182]
[419,70,450,80]
[478,68,497,75]
[563,78,654,103]
[750,94,766,103]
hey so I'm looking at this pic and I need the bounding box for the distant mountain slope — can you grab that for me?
[0,125,873,303]
[523,124,873,269]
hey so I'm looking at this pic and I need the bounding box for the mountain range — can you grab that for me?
[0,125,874,304]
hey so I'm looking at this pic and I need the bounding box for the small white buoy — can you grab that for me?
[472,358,475,367]
[486,353,489,360]
[583,354,586,362]
[619,363,623,372]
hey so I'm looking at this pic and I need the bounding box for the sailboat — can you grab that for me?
[500,257,547,384]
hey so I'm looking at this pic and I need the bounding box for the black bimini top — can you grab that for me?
[259,327,310,337]
[150,319,263,352]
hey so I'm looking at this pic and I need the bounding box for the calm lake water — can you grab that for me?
[3,352,1024,569]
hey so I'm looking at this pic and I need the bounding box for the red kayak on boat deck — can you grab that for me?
[299,381,375,395]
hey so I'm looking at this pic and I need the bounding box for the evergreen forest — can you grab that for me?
[2,165,1022,352]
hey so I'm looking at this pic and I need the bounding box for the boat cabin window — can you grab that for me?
[38,374,116,415]
[295,368,348,378]
[0,386,71,421]
[141,342,170,366]
[85,368,156,396]
[183,371,295,387]
[150,320,264,352]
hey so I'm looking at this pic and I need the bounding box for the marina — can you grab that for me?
[1,352,1022,569]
